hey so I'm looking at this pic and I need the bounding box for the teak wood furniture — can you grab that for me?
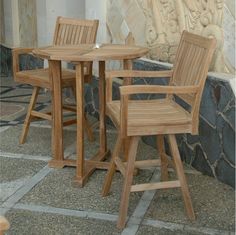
[0,216,9,235]
[12,17,99,144]
[102,31,216,229]
[32,43,149,186]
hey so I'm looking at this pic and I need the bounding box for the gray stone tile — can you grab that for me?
[1,88,34,99]
[0,157,46,202]
[0,157,46,183]
[5,209,120,235]
[137,225,204,235]
[18,133,157,214]
[0,77,16,87]
[19,167,153,215]
[145,173,235,231]
[0,86,13,93]
[0,126,76,157]
[0,102,25,120]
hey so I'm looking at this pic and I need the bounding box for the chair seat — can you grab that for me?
[106,99,192,136]
[15,68,78,89]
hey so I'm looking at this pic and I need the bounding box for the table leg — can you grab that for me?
[75,62,85,184]
[74,60,110,187]
[48,60,64,168]
[123,59,133,86]
[123,59,132,161]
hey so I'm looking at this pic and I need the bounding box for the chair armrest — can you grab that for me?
[106,70,172,79]
[105,70,173,102]
[119,84,199,138]
[12,47,34,55]
[120,85,199,95]
[12,47,35,80]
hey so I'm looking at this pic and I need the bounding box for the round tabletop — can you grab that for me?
[32,44,149,62]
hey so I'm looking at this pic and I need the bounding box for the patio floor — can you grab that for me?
[0,76,235,235]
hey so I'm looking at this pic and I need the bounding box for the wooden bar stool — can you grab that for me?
[12,17,99,144]
[102,31,216,229]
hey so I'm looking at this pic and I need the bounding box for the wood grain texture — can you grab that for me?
[75,62,84,179]
[32,44,149,62]
[103,31,216,229]
[12,17,98,148]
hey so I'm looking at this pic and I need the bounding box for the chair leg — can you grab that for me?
[123,137,130,161]
[157,135,169,181]
[71,85,94,142]
[20,87,40,144]
[117,136,139,229]
[102,133,122,196]
[83,114,95,142]
[168,134,195,220]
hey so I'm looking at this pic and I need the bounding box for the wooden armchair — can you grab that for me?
[12,17,99,144]
[102,31,216,229]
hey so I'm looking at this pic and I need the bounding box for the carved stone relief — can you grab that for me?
[107,0,235,74]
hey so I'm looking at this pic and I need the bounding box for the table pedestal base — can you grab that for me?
[48,150,111,187]
[48,159,76,168]
[75,150,111,187]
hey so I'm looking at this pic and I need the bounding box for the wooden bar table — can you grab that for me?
[33,44,149,186]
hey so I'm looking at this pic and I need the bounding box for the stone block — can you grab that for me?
[199,119,221,165]
[215,158,235,188]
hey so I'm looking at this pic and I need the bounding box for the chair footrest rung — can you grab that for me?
[131,180,181,192]
[133,159,161,169]
[63,119,76,126]
[31,111,52,120]
[63,105,77,112]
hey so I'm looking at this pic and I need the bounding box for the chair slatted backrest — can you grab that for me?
[52,17,99,81]
[169,31,216,130]
[53,17,99,46]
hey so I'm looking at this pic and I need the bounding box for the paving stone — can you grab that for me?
[145,173,235,232]
[0,126,76,157]
[0,103,24,119]
[0,157,46,201]
[0,87,32,98]
[0,87,14,93]
[5,209,120,235]
[137,225,205,235]
[0,157,46,183]
[19,167,153,216]
[18,131,157,215]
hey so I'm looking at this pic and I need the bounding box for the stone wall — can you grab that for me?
[107,0,235,74]
[85,59,235,188]
[0,45,43,77]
